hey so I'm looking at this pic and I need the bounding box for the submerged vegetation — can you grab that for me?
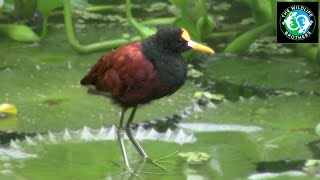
[0,0,320,179]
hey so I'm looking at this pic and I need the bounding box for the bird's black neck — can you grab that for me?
[142,35,187,87]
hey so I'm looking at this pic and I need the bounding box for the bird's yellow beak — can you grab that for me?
[187,40,215,54]
[181,28,215,55]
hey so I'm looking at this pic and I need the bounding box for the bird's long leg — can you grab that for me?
[117,107,131,169]
[125,106,172,173]
[125,105,148,159]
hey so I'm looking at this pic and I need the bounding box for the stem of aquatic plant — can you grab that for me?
[62,0,139,53]
[40,17,48,40]
[125,0,155,39]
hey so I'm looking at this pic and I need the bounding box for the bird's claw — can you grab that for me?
[143,149,180,174]
[144,158,172,174]
[118,165,143,180]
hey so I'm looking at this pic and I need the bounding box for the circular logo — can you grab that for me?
[280,5,316,41]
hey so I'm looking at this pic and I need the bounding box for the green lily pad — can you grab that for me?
[247,171,314,180]
[250,130,317,161]
[185,95,320,130]
[0,130,262,180]
[205,56,320,94]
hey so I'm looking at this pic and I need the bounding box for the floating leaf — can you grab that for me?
[0,103,17,116]
[194,91,204,99]
[305,159,320,167]
[208,93,225,101]
[178,152,211,164]
[303,159,320,176]
[193,91,225,101]
[188,68,204,78]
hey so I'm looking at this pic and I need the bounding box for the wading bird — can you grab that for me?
[81,27,214,171]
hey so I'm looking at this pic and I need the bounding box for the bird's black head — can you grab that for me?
[155,27,190,53]
[149,27,214,55]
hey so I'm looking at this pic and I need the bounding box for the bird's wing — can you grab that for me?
[81,42,156,97]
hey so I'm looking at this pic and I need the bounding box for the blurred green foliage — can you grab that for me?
[0,0,319,72]
[12,0,37,20]
[0,24,40,42]
[169,0,214,41]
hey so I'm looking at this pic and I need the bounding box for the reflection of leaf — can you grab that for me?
[0,24,40,42]
[0,116,17,131]
[0,103,18,131]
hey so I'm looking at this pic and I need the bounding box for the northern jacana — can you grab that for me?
[81,27,214,170]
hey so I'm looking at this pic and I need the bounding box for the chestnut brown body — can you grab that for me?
[80,41,185,108]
